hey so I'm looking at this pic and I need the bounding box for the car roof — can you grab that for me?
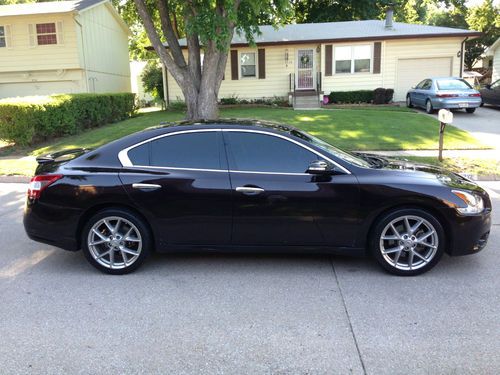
[148,118,299,134]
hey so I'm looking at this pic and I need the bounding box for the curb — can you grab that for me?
[0,176,30,183]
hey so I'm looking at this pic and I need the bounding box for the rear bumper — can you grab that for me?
[432,98,482,109]
[447,209,492,256]
[23,201,81,251]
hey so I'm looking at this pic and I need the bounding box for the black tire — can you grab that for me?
[466,108,476,113]
[81,208,152,275]
[425,99,434,114]
[369,208,445,276]
[406,95,413,108]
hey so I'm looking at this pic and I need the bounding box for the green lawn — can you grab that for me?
[0,106,488,176]
[402,156,500,178]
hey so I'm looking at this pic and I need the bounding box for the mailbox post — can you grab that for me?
[437,109,453,162]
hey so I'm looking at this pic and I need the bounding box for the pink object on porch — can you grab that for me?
[322,96,329,105]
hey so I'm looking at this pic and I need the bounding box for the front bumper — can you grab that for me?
[447,209,492,256]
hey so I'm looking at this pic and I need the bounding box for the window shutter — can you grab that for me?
[258,48,265,79]
[373,42,381,74]
[325,45,332,76]
[5,25,12,48]
[56,21,64,45]
[230,50,238,80]
[28,24,36,47]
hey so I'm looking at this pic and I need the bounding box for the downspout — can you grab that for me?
[74,14,89,92]
[460,37,468,78]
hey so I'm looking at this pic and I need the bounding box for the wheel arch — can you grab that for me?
[76,203,155,251]
[365,202,452,255]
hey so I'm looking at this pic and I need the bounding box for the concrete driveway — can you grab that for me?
[427,105,500,149]
[0,183,499,374]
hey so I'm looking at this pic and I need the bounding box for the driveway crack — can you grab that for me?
[330,257,367,375]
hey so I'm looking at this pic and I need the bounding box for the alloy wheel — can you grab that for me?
[87,216,142,270]
[379,215,438,271]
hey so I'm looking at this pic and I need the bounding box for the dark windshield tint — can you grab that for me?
[147,131,221,169]
[225,132,318,173]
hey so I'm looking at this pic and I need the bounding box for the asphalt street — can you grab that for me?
[0,182,499,375]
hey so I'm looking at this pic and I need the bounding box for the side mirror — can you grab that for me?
[307,160,333,174]
[411,86,416,89]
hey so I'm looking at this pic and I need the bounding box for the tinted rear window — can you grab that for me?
[436,79,472,90]
[150,131,221,169]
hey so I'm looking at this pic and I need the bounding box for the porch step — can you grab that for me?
[294,95,320,109]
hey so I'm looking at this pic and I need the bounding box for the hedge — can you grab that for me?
[0,93,136,145]
[328,88,394,104]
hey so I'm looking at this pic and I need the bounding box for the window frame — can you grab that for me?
[239,50,258,79]
[0,25,6,48]
[119,129,351,175]
[333,44,373,75]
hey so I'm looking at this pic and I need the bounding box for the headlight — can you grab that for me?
[452,190,484,214]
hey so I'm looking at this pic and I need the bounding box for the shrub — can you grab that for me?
[0,93,136,146]
[328,90,374,104]
[167,100,187,111]
[328,88,394,104]
[141,61,164,103]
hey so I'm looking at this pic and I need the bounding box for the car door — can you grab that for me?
[482,79,500,105]
[411,79,426,106]
[119,129,233,247]
[416,79,432,106]
[222,129,360,248]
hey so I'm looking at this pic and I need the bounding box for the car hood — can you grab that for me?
[369,155,482,192]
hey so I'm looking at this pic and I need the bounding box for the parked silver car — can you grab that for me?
[406,77,482,114]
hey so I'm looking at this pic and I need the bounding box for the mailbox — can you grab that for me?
[438,109,453,124]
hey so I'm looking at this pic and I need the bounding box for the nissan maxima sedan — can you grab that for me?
[406,77,482,113]
[24,120,491,276]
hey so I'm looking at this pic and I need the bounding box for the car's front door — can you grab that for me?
[222,130,360,248]
[482,79,500,105]
[414,79,432,106]
[119,129,232,247]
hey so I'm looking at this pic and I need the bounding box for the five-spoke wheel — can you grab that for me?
[82,209,151,274]
[371,209,445,276]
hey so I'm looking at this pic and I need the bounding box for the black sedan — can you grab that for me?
[24,120,492,276]
[480,79,500,106]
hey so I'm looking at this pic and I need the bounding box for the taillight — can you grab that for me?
[27,175,63,200]
[469,93,481,97]
[436,93,458,98]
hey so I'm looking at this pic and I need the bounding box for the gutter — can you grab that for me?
[74,14,89,93]
[460,37,468,77]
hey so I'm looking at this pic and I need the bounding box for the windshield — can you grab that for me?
[290,130,371,168]
[436,79,472,90]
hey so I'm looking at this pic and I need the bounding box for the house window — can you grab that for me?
[240,52,256,78]
[334,45,372,74]
[0,26,6,48]
[36,23,57,45]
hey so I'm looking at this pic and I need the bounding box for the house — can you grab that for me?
[159,9,480,107]
[485,37,500,82]
[0,0,131,99]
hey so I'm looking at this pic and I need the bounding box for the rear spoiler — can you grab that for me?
[36,148,90,164]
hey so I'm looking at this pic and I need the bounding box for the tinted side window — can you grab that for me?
[416,80,426,89]
[150,131,222,169]
[225,132,318,173]
[422,80,433,90]
[128,143,149,165]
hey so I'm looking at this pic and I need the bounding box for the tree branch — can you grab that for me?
[157,0,186,68]
[133,0,185,85]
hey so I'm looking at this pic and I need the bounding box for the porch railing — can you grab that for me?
[289,73,296,107]
[316,71,322,104]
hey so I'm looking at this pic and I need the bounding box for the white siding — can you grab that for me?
[493,48,500,82]
[164,37,465,103]
[76,3,131,93]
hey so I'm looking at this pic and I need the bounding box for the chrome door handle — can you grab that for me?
[132,183,162,190]
[235,186,265,195]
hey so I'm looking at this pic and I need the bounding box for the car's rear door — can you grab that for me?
[119,129,232,247]
[222,129,360,248]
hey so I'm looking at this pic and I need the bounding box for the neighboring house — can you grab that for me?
[486,37,500,82]
[158,9,480,106]
[0,0,131,99]
[130,60,154,105]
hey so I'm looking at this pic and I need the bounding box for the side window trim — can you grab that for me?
[118,129,227,172]
[222,129,351,175]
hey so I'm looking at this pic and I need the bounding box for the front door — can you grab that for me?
[222,130,360,247]
[296,49,315,90]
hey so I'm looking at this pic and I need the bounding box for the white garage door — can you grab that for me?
[395,57,452,101]
[0,81,80,99]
